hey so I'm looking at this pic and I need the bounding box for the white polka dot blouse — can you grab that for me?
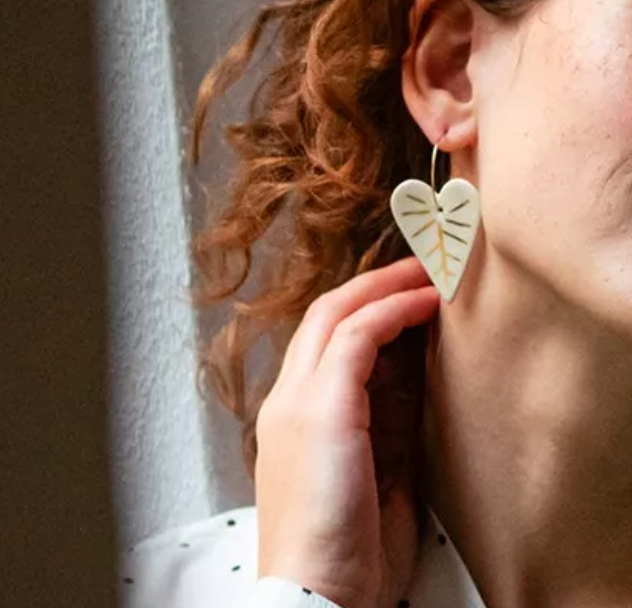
[119,506,486,608]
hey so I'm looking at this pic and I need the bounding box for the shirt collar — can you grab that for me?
[406,507,487,608]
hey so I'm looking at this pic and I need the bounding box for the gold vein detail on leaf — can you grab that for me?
[404,193,473,289]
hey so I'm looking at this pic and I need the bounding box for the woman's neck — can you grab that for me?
[421,248,632,608]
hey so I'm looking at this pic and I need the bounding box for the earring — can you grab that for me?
[390,143,481,302]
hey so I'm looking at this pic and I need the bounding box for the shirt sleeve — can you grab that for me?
[118,507,349,608]
[246,577,346,608]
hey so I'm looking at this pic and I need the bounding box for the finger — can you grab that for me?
[318,286,439,401]
[278,257,431,382]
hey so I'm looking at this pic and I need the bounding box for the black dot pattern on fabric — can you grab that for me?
[438,533,447,546]
[302,588,313,595]
[227,519,236,527]
[124,578,134,585]
[232,565,241,572]
[397,600,410,608]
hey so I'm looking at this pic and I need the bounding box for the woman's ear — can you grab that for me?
[402,0,477,151]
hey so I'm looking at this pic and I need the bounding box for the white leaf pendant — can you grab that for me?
[390,178,481,302]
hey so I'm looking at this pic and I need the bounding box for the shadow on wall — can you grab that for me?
[0,2,117,607]
[170,0,263,511]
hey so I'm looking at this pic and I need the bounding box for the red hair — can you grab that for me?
[191,0,535,508]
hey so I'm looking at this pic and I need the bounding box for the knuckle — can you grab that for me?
[333,318,366,343]
[256,385,303,436]
[304,293,333,321]
[255,402,279,439]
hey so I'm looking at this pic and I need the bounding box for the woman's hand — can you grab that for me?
[255,257,440,608]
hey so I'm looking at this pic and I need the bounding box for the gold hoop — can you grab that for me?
[430,143,440,210]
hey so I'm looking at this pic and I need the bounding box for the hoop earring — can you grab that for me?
[390,143,482,303]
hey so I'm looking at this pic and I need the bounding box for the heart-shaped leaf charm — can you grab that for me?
[390,178,481,302]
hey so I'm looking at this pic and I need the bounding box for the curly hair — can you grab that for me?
[191,0,536,508]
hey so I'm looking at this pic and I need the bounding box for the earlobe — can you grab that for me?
[402,0,477,151]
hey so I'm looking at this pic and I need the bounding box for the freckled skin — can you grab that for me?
[399,2,632,606]
[468,0,632,332]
